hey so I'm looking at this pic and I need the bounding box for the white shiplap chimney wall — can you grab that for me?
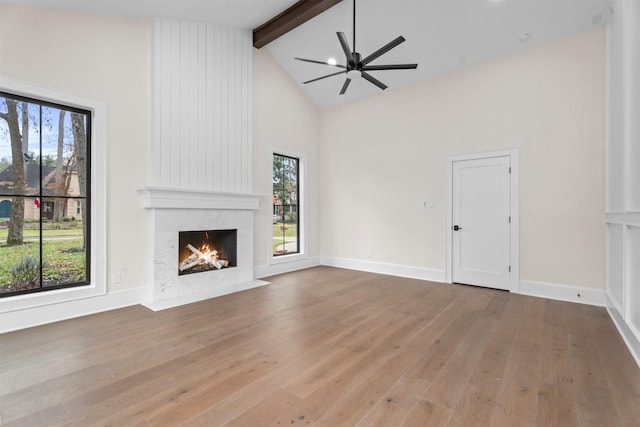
[152,19,252,193]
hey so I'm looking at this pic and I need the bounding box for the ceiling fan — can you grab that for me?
[295,0,418,95]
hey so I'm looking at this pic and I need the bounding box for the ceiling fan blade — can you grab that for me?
[361,72,387,91]
[362,63,418,71]
[337,32,355,67]
[295,57,346,69]
[303,70,345,84]
[360,36,406,66]
[339,78,351,95]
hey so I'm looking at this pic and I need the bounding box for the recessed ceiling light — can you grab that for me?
[327,58,338,66]
[519,32,530,43]
[592,13,603,25]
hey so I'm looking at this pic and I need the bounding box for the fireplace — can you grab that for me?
[178,229,237,275]
[139,187,266,311]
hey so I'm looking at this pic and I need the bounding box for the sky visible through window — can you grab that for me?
[0,100,73,165]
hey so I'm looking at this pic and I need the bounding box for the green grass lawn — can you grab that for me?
[273,223,297,249]
[1,228,83,239]
[273,238,287,250]
[273,222,297,238]
[272,222,297,253]
[0,237,86,292]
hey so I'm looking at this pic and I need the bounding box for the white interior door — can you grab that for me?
[452,156,511,290]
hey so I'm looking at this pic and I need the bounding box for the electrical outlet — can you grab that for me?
[422,200,436,209]
[112,273,121,284]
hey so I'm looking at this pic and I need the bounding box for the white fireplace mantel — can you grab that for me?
[139,186,263,210]
[139,186,267,311]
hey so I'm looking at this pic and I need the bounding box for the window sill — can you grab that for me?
[270,252,307,265]
[0,282,105,314]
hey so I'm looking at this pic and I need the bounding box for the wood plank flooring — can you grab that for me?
[1,266,639,426]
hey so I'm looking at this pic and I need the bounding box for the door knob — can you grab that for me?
[452,225,462,231]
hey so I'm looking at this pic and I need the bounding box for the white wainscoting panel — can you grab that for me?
[628,226,640,346]
[605,0,640,368]
[607,223,625,313]
[152,19,252,193]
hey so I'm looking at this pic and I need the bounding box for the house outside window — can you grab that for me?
[272,153,300,257]
[0,91,90,297]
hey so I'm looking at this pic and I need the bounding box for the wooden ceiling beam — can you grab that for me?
[253,0,343,49]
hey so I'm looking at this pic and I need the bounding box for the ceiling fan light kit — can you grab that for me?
[295,0,418,95]
[346,69,362,79]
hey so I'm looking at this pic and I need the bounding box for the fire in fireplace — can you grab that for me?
[178,229,237,275]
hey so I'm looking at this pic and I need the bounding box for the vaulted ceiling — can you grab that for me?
[265,0,609,108]
[6,0,610,109]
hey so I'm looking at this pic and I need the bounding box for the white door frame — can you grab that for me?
[446,149,520,292]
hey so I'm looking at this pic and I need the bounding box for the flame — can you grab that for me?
[179,235,230,273]
[179,242,221,264]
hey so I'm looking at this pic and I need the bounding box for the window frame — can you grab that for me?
[0,90,92,297]
[269,147,307,265]
[0,76,106,313]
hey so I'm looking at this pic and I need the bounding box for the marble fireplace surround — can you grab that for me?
[139,187,267,311]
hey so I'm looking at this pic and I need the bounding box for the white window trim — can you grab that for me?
[0,76,107,313]
[269,147,307,265]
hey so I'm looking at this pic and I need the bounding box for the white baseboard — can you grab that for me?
[606,296,640,369]
[255,256,321,279]
[141,280,270,311]
[0,287,146,334]
[518,280,606,307]
[321,256,446,283]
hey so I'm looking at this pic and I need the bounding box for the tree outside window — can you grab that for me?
[0,92,90,297]
[273,153,299,256]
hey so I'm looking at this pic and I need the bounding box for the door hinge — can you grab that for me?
[509,216,511,223]
[509,167,512,174]
[508,265,511,272]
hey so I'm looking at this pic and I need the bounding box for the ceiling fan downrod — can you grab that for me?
[352,0,356,55]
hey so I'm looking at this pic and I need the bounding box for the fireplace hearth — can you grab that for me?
[178,229,237,275]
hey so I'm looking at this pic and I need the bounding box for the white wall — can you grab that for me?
[0,3,151,329]
[606,0,640,367]
[319,28,606,291]
[252,48,321,274]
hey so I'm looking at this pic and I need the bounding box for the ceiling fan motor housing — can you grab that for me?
[349,52,362,69]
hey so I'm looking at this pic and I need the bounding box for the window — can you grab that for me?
[0,92,90,297]
[272,153,300,256]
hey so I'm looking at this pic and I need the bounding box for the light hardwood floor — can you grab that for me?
[1,266,639,426]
